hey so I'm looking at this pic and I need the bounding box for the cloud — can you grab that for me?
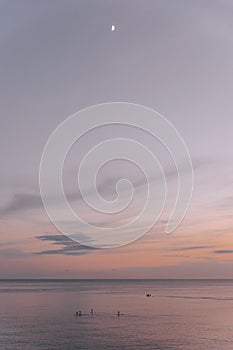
[214,250,233,254]
[0,156,209,217]
[97,156,208,192]
[35,234,95,256]
[0,193,42,216]
[0,192,82,217]
[0,248,27,258]
[170,245,213,252]
[218,196,233,209]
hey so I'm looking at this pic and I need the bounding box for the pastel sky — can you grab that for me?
[0,0,233,278]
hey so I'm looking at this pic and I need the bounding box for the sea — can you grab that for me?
[0,279,232,350]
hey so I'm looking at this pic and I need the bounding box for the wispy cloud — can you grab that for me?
[214,250,233,254]
[0,193,42,216]
[0,156,209,217]
[218,196,233,209]
[0,248,27,258]
[0,192,79,217]
[170,245,214,252]
[34,234,95,256]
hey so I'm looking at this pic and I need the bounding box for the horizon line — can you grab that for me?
[0,278,233,281]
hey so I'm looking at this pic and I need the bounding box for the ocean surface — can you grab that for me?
[0,279,233,350]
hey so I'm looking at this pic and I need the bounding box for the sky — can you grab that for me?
[0,0,233,278]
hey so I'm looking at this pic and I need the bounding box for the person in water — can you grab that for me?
[117,310,120,317]
[90,309,94,315]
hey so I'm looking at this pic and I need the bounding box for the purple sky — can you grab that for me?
[0,0,233,278]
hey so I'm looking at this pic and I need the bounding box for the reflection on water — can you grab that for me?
[0,280,233,350]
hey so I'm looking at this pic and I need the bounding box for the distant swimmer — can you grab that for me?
[75,311,79,318]
[146,293,152,297]
[117,310,120,317]
[90,309,94,315]
[78,310,82,316]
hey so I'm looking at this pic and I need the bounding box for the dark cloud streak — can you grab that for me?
[170,245,214,252]
[34,234,95,256]
[214,250,233,254]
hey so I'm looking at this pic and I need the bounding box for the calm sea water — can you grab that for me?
[0,279,232,350]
